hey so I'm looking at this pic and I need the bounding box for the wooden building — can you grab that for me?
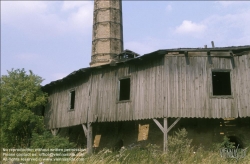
[42,0,250,153]
[43,46,250,152]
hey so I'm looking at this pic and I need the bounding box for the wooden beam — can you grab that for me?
[87,122,93,154]
[82,124,88,138]
[153,118,167,152]
[167,118,181,133]
[87,122,93,153]
[153,119,164,133]
[82,123,93,154]
[163,118,168,152]
[51,128,59,136]
[153,118,181,153]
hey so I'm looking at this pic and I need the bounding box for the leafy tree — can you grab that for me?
[0,68,47,148]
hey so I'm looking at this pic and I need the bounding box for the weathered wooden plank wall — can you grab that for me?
[45,52,250,129]
[131,58,165,120]
[164,55,234,118]
[45,77,91,128]
[235,52,250,117]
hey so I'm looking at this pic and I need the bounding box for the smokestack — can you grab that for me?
[90,0,124,67]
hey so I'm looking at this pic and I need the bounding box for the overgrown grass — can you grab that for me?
[3,129,249,164]
[78,129,250,164]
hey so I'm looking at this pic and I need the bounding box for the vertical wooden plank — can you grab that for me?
[87,122,93,154]
[181,56,186,117]
[175,57,180,117]
[163,118,168,152]
[235,56,241,117]
[231,56,237,117]
[202,56,208,117]
[186,57,192,117]
[191,57,196,117]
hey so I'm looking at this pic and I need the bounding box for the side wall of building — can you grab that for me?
[163,52,250,118]
[45,52,250,129]
[45,77,91,128]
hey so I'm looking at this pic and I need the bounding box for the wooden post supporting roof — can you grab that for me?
[82,123,93,154]
[153,118,181,152]
[51,128,59,136]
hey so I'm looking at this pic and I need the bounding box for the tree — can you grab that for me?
[0,68,47,148]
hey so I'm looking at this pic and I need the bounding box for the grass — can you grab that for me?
[2,129,249,164]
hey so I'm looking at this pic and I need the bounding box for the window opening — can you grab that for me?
[119,78,130,101]
[70,90,75,109]
[212,71,231,96]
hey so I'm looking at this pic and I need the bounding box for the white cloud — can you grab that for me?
[61,1,91,11]
[215,1,245,8]
[166,5,172,12]
[201,8,250,46]
[67,4,93,31]
[175,20,206,37]
[2,1,93,38]
[2,1,48,24]
[168,3,250,47]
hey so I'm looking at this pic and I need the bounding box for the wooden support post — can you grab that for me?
[153,118,181,153]
[163,118,168,152]
[153,119,164,133]
[82,123,93,154]
[167,117,181,133]
[87,122,93,154]
[51,128,59,136]
[82,124,88,138]
[153,118,167,152]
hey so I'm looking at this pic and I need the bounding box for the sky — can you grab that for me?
[1,1,250,85]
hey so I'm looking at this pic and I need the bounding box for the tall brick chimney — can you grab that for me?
[90,0,123,67]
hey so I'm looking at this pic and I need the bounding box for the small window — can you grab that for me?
[119,78,130,101]
[69,90,75,110]
[212,71,231,96]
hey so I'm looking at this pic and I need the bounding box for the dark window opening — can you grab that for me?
[119,78,130,101]
[212,71,231,96]
[70,90,75,109]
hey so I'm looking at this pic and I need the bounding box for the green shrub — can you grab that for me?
[31,131,76,149]
[220,136,235,149]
